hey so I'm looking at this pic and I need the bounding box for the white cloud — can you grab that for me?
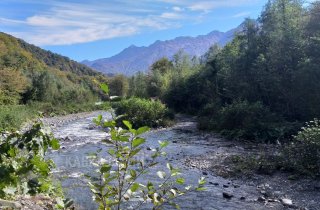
[172,6,183,12]
[232,12,251,18]
[1,0,262,46]
[160,12,183,19]
[3,2,180,46]
[188,0,258,12]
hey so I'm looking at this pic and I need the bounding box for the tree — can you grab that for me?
[109,75,129,97]
[0,68,28,105]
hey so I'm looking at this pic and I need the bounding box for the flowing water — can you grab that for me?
[45,112,282,210]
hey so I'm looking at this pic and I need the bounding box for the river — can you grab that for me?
[44,111,318,210]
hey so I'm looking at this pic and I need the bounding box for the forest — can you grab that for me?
[125,0,320,142]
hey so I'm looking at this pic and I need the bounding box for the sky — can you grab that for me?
[0,0,271,61]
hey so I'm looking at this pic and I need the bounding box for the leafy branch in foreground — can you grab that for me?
[88,115,206,210]
[0,122,72,208]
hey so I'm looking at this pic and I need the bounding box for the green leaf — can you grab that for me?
[136,126,150,135]
[100,164,112,173]
[157,171,166,179]
[132,138,146,148]
[195,187,206,191]
[130,182,140,192]
[198,177,206,185]
[103,121,116,128]
[147,182,154,190]
[100,83,109,94]
[130,148,141,158]
[31,156,50,176]
[93,115,103,125]
[50,139,60,150]
[108,149,115,155]
[130,170,137,178]
[159,140,169,149]
[176,178,185,185]
[123,121,132,130]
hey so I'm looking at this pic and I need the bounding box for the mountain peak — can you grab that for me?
[127,44,137,49]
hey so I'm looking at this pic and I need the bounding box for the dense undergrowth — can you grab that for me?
[112,97,174,128]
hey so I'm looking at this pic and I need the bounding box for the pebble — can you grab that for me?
[240,196,246,200]
[223,184,229,188]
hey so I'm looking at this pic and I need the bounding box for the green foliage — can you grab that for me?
[0,32,107,105]
[198,101,290,142]
[0,122,62,200]
[108,75,129,97]
[113,98,173,128]
[0,102,110,132]
[128,51,202,101]
[156,0,320,143]
[128,72,148,98]
[88,115,206,210]
[282,119,320,175]
[0,105,38,132]
[0,68,28,105]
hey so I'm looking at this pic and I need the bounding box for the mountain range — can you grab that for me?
[82,27,239,76]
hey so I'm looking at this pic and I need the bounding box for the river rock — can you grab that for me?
[281,198,293,207]
[233,184,240,188]
[223,192,233,199]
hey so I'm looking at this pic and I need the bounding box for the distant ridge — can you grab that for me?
[82,26,239,76]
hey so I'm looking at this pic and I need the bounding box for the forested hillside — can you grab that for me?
[0,32,108,130]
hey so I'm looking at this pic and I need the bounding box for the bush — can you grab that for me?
[282,119,320,176]
[0,105,38,131]
[198,100,285,142]
[113,98,173,128]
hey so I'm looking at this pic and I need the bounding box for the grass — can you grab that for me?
[0,101,110,131]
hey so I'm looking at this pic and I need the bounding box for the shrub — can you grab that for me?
[113,98,173,128]
[0,122,72,208]
[0,105,38,131]
[282,119,320,176]
[198,100,285,142]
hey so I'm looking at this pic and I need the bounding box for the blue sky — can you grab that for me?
[0,0,270,61]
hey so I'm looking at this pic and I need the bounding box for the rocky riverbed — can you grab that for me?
[42,111,319,210]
